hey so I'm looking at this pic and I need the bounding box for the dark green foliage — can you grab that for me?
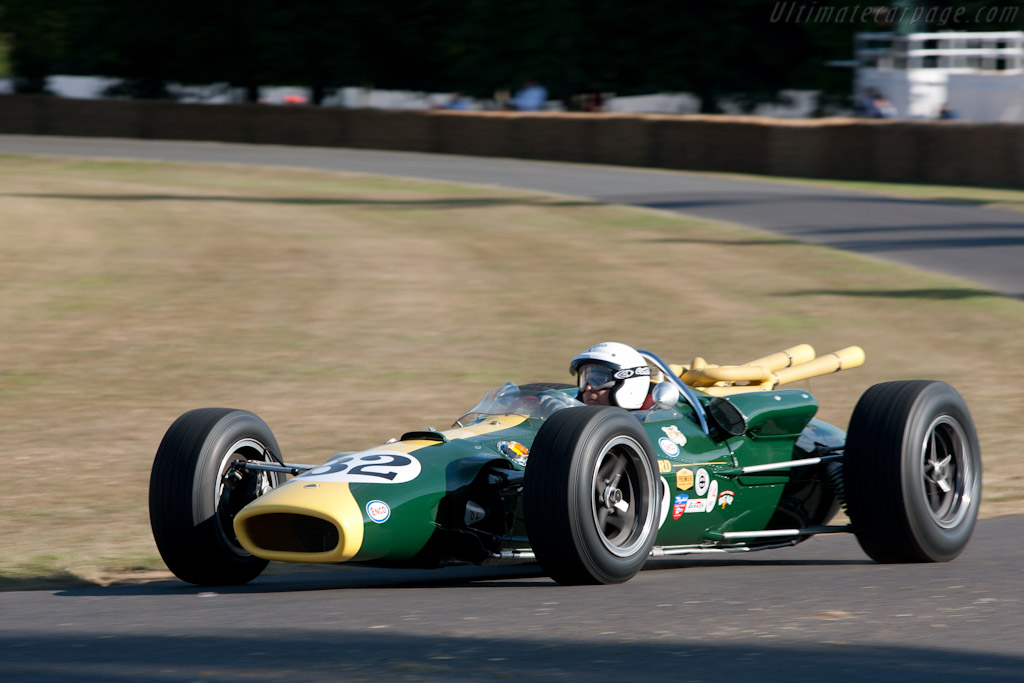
[2,1,1021,108]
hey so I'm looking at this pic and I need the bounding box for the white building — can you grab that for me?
[854,31,1024,121]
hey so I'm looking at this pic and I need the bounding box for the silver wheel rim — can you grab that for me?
[215,437,279,555]
[590,435,655,557]
[919,416,973,529]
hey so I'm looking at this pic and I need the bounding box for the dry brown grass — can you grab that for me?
[2,155,1023,585]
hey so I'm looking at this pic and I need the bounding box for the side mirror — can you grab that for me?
[650,382,680,409]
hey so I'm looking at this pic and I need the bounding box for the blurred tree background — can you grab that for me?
[1,0,1022,111]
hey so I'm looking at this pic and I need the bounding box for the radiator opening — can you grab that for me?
[245,513,340,553]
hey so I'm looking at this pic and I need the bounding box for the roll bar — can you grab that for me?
[638,349,710,435]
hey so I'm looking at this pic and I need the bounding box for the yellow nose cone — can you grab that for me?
[233,480,365,563]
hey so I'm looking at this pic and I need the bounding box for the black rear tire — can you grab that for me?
[844,381,981,563]
[149,408,284,585]
[523,406,659,584]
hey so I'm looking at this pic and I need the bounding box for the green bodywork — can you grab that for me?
[309,385,845,567]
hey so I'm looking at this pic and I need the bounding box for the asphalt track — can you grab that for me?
[1,134,1023,298]
[2,520,1022,682]
[2,135,1023,680]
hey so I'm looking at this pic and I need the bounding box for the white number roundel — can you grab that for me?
[301,451,421,484]
[694,468,710,496]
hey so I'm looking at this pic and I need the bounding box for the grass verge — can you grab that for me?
[2,155,1022,587]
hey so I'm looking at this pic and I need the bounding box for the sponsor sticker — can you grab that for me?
[684,499,707,514]
[302,451,422,484]
[673,493,689,520]
[706,480,719,514]
[614,366,651,380]
[684,480,719,515]
[497,441,530,466]
[658,459,673,474]
[662,425,687,447]
[366,500,391,523]
[694,468,710,496]
[675,467,694,491]
[658,437,680,458]
[718,489,735,509]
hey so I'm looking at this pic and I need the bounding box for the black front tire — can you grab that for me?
[844,381,981,563]
[149,408,285,585]
[523,406,659,585]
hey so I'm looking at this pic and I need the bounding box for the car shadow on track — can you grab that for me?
[56,553,874,597]
[644,557,875,572]
[2,630,1021,683]
[56,563,554,596]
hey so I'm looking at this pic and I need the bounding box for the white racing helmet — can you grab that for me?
[569,342,651,410]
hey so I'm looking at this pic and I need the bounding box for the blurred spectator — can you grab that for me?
[873,96,897,118]
[581,91,603,112]
[511,78,547,111]
[858,88,897,118]
[856,89,872,115]
[443,92,470,110]
[492,88,511,109]
[938,102,959,120]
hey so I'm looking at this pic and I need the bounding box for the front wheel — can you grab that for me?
[149,408,285,585]
[844,381,981,563]
[523,406,659,585]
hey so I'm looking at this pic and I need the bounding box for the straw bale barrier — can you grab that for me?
[1,95,1019,187]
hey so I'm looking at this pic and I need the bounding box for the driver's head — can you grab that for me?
[569,342,650,409]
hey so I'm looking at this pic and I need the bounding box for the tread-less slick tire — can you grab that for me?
[524,406,659,584]
[844,381,981,563]
[149,408,285,585]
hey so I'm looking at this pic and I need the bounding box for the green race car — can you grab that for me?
[149,344,981,586]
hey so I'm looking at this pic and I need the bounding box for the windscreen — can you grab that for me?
[453,382,582,427]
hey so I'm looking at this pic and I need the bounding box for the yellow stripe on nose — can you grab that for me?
[234,480,364,563]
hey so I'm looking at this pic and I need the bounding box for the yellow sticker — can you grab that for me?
[658,460,673,474]
[676,467,694,491]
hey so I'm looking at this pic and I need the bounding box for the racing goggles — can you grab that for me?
[577,365,616,391]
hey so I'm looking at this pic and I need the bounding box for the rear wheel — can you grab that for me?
[149,408,285,585]
[844,381,981,563]
[523,406,658,584]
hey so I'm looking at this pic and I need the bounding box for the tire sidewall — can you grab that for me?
[565,409,659,582]
[150,408,283,584]
[193,411,283,557]
[900,384,981,560]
